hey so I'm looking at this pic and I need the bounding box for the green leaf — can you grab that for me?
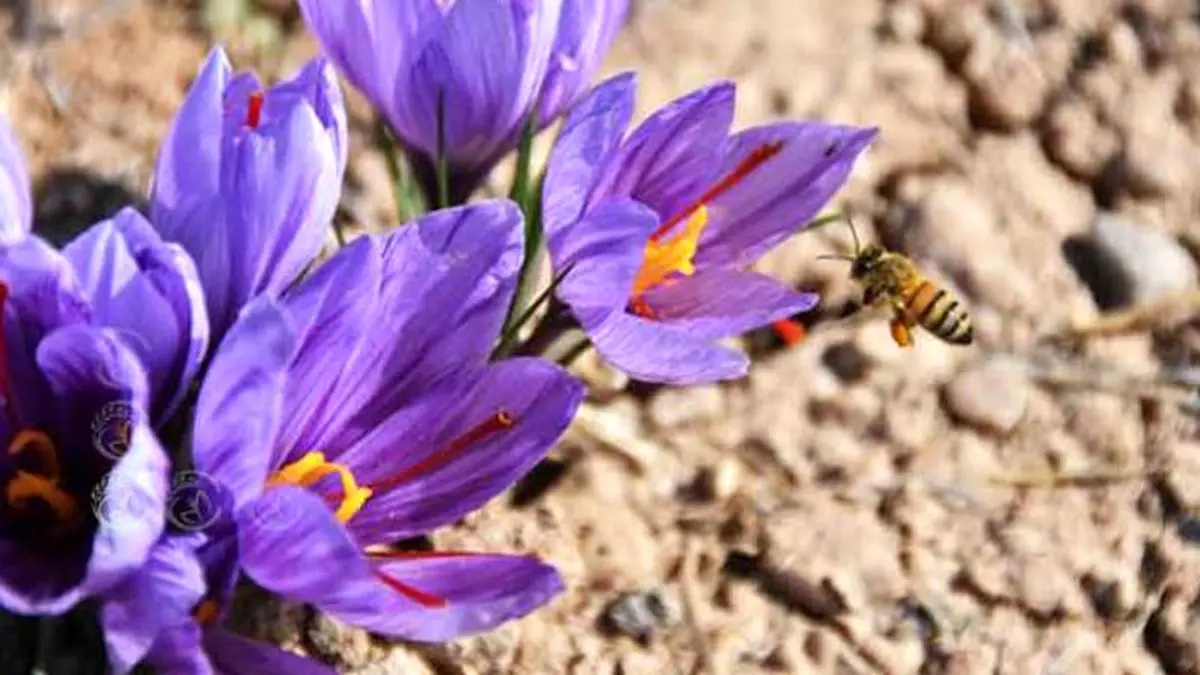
[373,118,426,225]
[435,91,451,210]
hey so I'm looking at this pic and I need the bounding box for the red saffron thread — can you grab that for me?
[650,140,785,242]
[374,570,447,608]
[365,412,515,495]
[246,91,265,129]
[367,550,477,561]
[771,319,806,346]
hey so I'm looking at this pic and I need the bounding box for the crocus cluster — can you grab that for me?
[0,0,876,672]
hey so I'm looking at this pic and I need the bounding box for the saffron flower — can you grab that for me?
[62,208,209,424]
[186,201,583,642]
[101,536,334,674]
[542,73,879,384]
[298,0,628,203]
[151,47,347,342]
[0,235,171,617]
[0,114,31,244]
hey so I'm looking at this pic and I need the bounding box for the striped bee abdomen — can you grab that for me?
[906,281,973,345]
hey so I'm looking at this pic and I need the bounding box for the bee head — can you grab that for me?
[850,245,885,279]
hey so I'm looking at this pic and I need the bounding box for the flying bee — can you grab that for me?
[819,216,972,348]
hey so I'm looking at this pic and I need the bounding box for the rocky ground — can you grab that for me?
[2,0,1200,673]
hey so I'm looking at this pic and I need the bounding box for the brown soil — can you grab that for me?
[3,1,1199,673]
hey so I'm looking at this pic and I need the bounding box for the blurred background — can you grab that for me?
[2,0,1199,673]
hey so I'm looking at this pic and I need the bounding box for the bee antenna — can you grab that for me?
[844,212,862,254]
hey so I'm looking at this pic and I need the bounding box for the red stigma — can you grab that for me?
[367,550,476,561]
[651,140,785,243]
[246,91,264,129]
[374,569,447,608]
[365,411,516,495]
[0,283,18,429]
[771,319,806,346]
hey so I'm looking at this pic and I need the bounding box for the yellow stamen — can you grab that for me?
[8,430,60,482]
[266,452,373,524]
[6,471,78,523]
[632,204,709,297]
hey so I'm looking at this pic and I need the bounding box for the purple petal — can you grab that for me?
[194,298,295,512]
[577,306,748,384]
[590,82,735,220]
[696,123,878,267]
[362,553,563,641]
[237,486,396,627]
[151,47,230,226]
[205,100,338,335]
[0,114,31,243]
[102,537,205,674]
[345,357,584,542]
[266,58,349,176]
[205,629,335,675]
[278,201,522,457]
[145,623,215,675]
[20,327,167,611]
[298,0,439,115]
[542,72,636,245]
[535,0,629,125]
[0,236,91,426]
[552,199,657,309]
[63,208,210,424]
[402,0,562,169]
[639,269,818,340]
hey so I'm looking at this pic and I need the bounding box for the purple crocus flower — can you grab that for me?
[0,236,171,617]
[186,200,582,642]
[101,536,334,674]
[298,0,628,204]
[542,73,879,384]
[62,208,209,424]
[0,114,32,244]
[151,47,347,342]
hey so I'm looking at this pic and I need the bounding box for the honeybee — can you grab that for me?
[819,216,972,348]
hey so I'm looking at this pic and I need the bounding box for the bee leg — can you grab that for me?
[889,315,915,348]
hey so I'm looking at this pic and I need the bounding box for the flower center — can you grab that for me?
[6,430,79,529]
[264,412,515,609]
[267,411,516,525]
[629,141,785,318]
[246,91,264,129]
[0,284,80,531]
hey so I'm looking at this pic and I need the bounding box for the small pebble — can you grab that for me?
[821,340,872,383]
[1073,213,1198,309]
[943,358,1029,434]
[601,588,679,643]
[695,457,742,501]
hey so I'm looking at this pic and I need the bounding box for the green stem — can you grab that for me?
[374,118,424,223]
[435,91,450,210]
[493,262,571,360]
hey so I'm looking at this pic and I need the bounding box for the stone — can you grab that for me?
[943,358,1029,434]
[964,29,1050,130]
[1042,95,1118,180]
[1073,213,1199,309]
